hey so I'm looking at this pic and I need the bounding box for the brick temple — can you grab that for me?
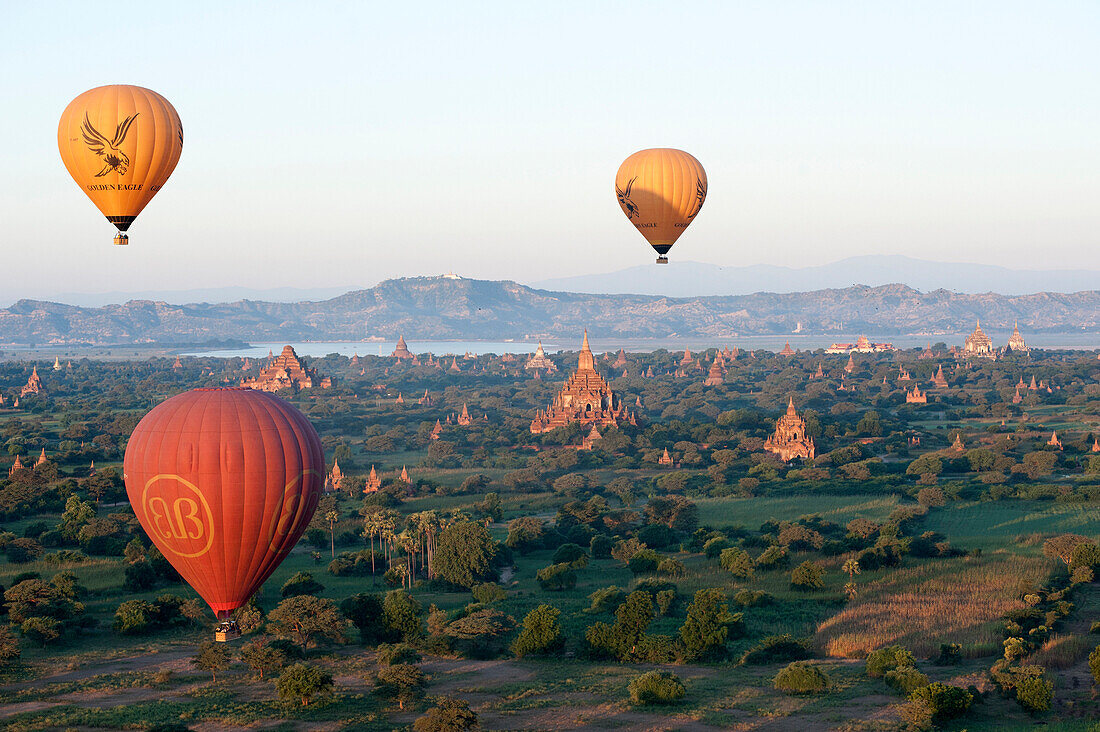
[530,331,631,434]
[241,345,331,392]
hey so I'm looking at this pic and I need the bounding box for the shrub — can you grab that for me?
[536,563,576,591]
[657,558,686,577]
[1015,675,1053,714]
[1091,644,1100,685]
[742,635,811,665]
[733,589,774,607]
[756,545,789,569]
[413,696,479,731]
[885,666,929,694]
[656,589,676,616]
[791,561,825,590]
[512,604,564,657]
[471,583,506,605]
[936,642,962,665]
[277,662,334,706]
[377,642,422,666]
[113,599,155,635]
[719,547,755,578]
[906,683,972,723]
[375,663,425,710]
[587,586,625,614]
[628,670,685,705]
[552,543,588,568]
[280,572,324,598]
[628,549,662,576]
[123,561,157,592]
[590,534,613,558]
[866,645,916,678]
[774,661,829,694]
[702,536,730,558]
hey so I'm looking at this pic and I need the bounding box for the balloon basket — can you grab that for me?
[655,256,668,264]
[214,619,241,643]
[113,233,129,246]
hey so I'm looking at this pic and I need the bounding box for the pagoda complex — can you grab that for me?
[704,357,725,386]
[825,335,895,353]
[763,398,816,462]
[530,331,631,434]
[391,336,414,359]
[241,345,331,392]
[905,385,927,404]
[778,342,795,356]
[364,465,382,493]
[963,320,995,358]
[525,342,557,371]
[612,349,628,369]
[20,366,43,397]
[931,365,949,388]
[1006,321,1028,353]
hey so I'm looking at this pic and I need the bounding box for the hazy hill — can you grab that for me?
[532,256,1100,297]
[1,276,1098,346]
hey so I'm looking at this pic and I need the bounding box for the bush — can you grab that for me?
[590,534,613,558]
[1015,675,1053,714]
[790,561,825,590]
[774,661,829,694]
[719,547,755,578]
[741,634,811,665]
[113,599,155,635]
[703,536,730,558]
[866,645,916,677]
[628,549,662,575]
[657,558,685,577]
[733,589,774,607]
[281,572,324,598]
[587,586,625,614]
[536,563,576,591]
[123,561,157,592]
[552,543,588,568]
[756,545,789,569]
[471,583,506,605]
[628,670,685,705]
[906,683,972,724]
[276,662,334,706]
[413,696,479,731]
[377,642,422,666]
[936,642,962,665]
[885,666,929,694]
[512,604,564,657]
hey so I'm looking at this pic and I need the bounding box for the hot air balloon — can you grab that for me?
[58,85,184,246]
[615,148,707,264]
[123,388,323,640]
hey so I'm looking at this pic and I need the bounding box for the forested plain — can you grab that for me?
[2,344,1100,730]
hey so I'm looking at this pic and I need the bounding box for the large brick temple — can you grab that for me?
[530,331,632,434]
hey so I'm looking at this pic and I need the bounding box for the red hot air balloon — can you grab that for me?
[124,388,323,629]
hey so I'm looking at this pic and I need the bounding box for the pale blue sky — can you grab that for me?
[2,1,1098,300]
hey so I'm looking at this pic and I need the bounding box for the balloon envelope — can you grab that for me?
[123,388,323,618]
[58,85,184,236]
[615,148,707,262]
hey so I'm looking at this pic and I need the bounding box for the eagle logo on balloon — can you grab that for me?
[616,176,639,219]
[688,179,706,219]
[81,112,139,177]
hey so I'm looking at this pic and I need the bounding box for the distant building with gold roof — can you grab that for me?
[1006,321,1028,353]
[525,341,557,371]
[963,320,995,358]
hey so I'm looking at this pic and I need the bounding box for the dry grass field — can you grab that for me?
[815,553,1049,658]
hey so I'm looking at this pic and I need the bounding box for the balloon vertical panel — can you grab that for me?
[124,389,323,619]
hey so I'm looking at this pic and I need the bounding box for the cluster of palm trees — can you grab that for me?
[360,508,470,589]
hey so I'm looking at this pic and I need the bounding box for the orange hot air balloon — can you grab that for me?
[123,388,323,627]
[58,85,184,246]
[615,148,707,264]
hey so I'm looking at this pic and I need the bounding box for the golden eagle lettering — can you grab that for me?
[616,176,639,219]
[81,112,139,177]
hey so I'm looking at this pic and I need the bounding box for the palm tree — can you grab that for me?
[325,510,340,558]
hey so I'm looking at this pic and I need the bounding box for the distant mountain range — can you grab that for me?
[30,286,357,309]
[1,276,1098,346]
[533,256,1100,297]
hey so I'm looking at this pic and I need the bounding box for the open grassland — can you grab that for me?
[815,553,1049,659]
[694,494,902,529]
[924,501,1100,551]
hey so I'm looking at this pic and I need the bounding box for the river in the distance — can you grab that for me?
[186,333,1100,358]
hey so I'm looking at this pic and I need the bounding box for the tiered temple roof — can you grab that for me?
[763,398,815,461]
[525,342,557,371]
[530,331,631,434]
[704,357,725,386]
[906,385,927,404]
[364,465,382,493]
[1007,321,1028,353]
[963,320,995,358]
[778,342,795,357]
[241,345,331,392]
[20,366,43,397]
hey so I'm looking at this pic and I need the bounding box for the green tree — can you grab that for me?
[340,593,384,643]
[680,588,735,661]
[382,589,423,641]
[719,547,755,578]
[113,599,156,635]
[1016,675,1053,714]
[58,495,95,541]
[628,670,685,705]
[511,605,564,657]
[192,640,232,682]
[20,616,60,646]
[375,664,425,710]
[774,661,830,694]
[0,627,21,666]
[413,697,480,731]
[268,595,350,648]
[445,608,516,659]
[277,662,334,706]
[240,638,289,680]
[280,571,324,598]
[791,561,825,590]
[434,521,497,588]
